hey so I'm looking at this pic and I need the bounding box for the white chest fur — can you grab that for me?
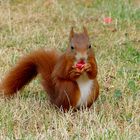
[76,73,93,107]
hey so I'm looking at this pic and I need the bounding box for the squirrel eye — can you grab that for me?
[71,46,74,50]
[88,45,91,49]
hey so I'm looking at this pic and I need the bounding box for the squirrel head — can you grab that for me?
[67,26,94,64]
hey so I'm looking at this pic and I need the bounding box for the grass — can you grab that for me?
[0,0,140,139]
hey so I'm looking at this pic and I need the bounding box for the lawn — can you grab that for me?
[0,0,140,139]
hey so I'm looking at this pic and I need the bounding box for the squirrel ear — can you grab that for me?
[70,27,74,40]
[83,26,88,35]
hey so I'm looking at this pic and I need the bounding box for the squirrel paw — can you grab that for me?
[69,66,84,80]
[84,63,92,72]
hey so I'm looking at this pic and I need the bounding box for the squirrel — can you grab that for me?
[0,27,99,111]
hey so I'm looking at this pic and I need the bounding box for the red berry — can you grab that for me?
[76,60,85,70]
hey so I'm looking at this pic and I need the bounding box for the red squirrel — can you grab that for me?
[0,27,99,111]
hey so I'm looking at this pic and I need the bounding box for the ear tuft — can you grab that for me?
[83,26,88,35]
[70,27,74,40]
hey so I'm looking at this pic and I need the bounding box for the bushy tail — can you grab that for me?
[0,49,59,96]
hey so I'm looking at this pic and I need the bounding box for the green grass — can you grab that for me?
[0,0,140,139]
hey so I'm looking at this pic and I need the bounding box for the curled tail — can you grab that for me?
[0,49,59,96]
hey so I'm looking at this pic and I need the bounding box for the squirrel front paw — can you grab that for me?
[69,66,84,80]
[84,63,92,72]
[84,63,97,79]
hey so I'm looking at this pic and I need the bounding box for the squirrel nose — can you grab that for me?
[80,57,86,61]
[76,52,87,62]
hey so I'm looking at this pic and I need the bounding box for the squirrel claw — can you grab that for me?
[84,63,92,72]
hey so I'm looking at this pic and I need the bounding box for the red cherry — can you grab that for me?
[76,63,85,70]
[76,60,85,70]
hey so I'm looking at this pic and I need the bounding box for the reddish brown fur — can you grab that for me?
[0,27,99,110]
[0,49,60,96]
